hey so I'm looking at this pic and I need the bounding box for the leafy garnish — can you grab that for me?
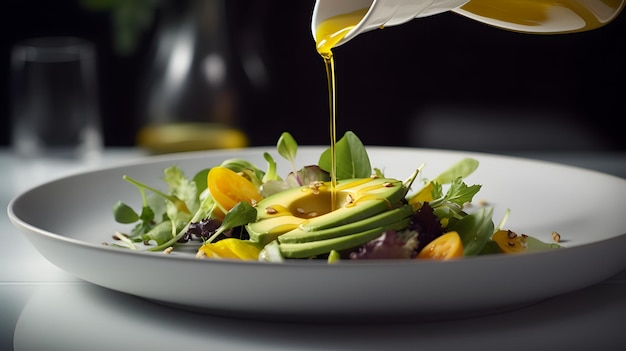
[113,201,140,224]
[192,168,210,193]
[430,178,481,208]
[319,131,372,179]
[262,152,280,183]
[409,158,478,207]
[277,132,300,184]
[123,174,190,214]
[163,166,198,231]
[205,201,258,243]
[432,158,479,184]
[449,207,494,256]
[142,220,176,245]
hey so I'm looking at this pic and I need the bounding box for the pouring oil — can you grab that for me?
[315,8,368,211]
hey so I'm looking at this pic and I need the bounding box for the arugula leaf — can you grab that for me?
[441,178,481,206]
[428,178,482,230]
[319,131,372,179]
[430,182,444,200]
[408,159,478,206]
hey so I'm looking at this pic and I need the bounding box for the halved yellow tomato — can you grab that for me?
[492,229,523,254]
[198,238,261,260]
[416,231,464,260]
[207,166,263,215]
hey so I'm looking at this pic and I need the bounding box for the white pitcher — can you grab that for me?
[312,0,469,48]
[312,0,625,49]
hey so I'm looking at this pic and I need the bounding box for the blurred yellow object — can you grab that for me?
[136,122,248,154]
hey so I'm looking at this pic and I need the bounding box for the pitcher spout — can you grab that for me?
[311,0,470,49]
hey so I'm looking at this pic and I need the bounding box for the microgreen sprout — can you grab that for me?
[123,174,190,214]
[112,232,138,250]
[277,132,301,185]
[262,152,280,183]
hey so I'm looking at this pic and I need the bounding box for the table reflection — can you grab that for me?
[15,280,626,351]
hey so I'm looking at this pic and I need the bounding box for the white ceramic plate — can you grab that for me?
[8,147,626,321]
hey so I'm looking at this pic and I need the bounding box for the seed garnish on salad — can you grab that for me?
[108,131,562,263]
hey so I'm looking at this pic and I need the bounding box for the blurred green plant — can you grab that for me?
[79,0,162,55]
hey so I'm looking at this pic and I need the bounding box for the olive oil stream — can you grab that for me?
[314,0,622,210]
[315,9,369,210]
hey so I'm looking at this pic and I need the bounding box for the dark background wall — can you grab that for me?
[2,0,625,151]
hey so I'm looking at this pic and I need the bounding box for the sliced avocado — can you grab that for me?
[278,204,414,243]
[278,217,411,259]
[246,177,408,245]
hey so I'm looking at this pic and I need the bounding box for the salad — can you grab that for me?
[109,131,561,262]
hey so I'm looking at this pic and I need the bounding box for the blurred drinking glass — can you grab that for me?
[10,37,103,160]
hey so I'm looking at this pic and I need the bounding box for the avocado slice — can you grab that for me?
[278,217,411,259]
[278,204,414,243]
[246,177,408,246]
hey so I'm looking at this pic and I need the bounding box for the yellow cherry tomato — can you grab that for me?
[198,238,261,260]
[492,229,525,254]
[492,229,563,254]
[207,166,263,214]
[416,231,464,260]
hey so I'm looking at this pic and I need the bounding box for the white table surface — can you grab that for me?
[2,147,626,351]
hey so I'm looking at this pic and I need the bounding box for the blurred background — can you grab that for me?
[2,0,625,153]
